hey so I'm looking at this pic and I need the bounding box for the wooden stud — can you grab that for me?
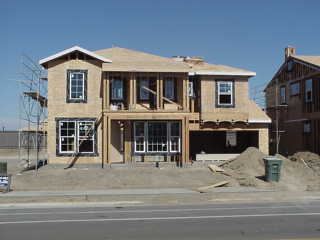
[107,116,111,164]
[124,121,132,163]
[105,72,110,110]
[102,113,108,165]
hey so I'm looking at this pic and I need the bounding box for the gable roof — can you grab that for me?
[94,47,190,72]
[265,54,320,90]
[187,62,256,76]
[39,46,112,67]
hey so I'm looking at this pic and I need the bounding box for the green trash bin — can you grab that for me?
[264,157,282,182]
[0,162,7,175]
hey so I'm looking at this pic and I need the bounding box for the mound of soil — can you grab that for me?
[290,152,320,174]
[221,147,320,191]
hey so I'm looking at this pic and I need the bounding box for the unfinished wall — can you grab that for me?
[200,75,250,114]
[47,58,103,164]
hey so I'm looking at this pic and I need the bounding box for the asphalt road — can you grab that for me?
[0,201,320,240]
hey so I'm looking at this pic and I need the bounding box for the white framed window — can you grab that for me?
[303,120,311,133]
[134,121,145,153]
[77,121,94,153]
[290,82,300,96]
[133,121,181,154]
[70,72,85,100]
[164,77,175,100]
[217,81,233,106]
[58,119,96,155]
[305,79,313,103]
[147,122,168,153]
[59,121,76,153]
[169,122,180,152]
[139,78,149,100]
[111,78,124,101]
[280,86,286,104]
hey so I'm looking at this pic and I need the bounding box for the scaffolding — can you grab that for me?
[18,54,47,171]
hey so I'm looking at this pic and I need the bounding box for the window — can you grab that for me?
[169,122,180,152]
[290,82,300,96]
[305,79,313,103]
[287,60,294,72]
[59,121,76,153]
[111,78,124,101]
[139,78,149,100]
[280,86,286,104]
[57,118,97,156]
[217,81,233,107]
[303,120,311,133]
[133,121,181,154]
[164,77,175,100]
[67,70,87,103]
[147,122,168,152]
[78,121,94,153]
[134,122,145,153]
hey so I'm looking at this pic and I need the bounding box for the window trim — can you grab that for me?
[59,120,76,154]
[66,70,88,103]
[56,118,98,157]
[216,80,235,108]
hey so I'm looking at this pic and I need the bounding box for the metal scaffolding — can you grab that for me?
[18,54,47,171]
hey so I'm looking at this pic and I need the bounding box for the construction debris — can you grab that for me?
[208,164,224,173]
[197,181,229,193]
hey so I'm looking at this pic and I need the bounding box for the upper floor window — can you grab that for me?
[217,81,234,107]
[164,77,176,101]
[290,82,300,96]
[111,78,124,101]
[67,70,87,103]
[303,120,311,134]
[139,78,150,101]
[280,86,286,104]
[305,79,313,103]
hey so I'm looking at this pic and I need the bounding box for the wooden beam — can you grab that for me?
[160,74,163,109]
[107,116,111,164]
[185,116,190,163]
[124,121,132,163]
[105,72,110,110]
[102,113,108,166]
[133,72,136,109]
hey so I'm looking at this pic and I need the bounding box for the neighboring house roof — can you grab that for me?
[291,55,320,69]
[39,46,112,67]
[265,54,320,91]
[188,62,256,76]
[94,47,190,72]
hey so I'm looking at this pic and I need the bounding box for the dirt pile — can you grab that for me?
[220,147,320,191]
[289,152,320,174]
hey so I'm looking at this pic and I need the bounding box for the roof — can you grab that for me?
[188,62,256,76]
[200,100,270,123]
[94,47,190,72]
[292,55,320,68]
[39,46,112,67]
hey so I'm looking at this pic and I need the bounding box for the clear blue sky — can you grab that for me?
[2,0,320,130]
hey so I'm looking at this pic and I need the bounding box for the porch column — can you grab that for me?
[105,72,110,110]
[159,73,164,109]
[102,113,109,165]
[124,121,132,163]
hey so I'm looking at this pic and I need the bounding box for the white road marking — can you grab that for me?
[0,205,317,216]
[0,212,320,225]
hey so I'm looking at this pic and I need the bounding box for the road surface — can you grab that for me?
[0,201,320,239]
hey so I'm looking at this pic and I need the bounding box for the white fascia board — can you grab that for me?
[189,71,256,76]
[39,46,112,65]
[189,72,256,77]
[248,119,272,123]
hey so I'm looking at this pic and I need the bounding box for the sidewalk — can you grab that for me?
[1,187,320,208]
